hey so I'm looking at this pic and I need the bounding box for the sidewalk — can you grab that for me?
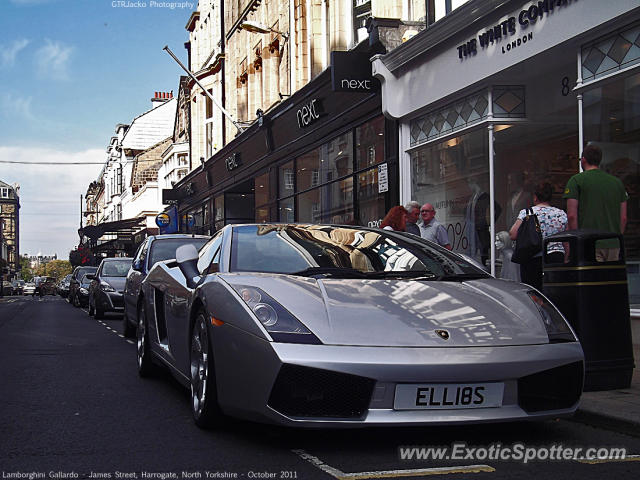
[572,314,640,436]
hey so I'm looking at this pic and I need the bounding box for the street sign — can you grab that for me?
[156,213,171,228]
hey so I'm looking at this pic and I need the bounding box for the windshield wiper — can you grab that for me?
[290,267,369,278]
[436,273,490,281]
[362,271,438,280]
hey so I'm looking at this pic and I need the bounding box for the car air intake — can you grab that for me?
[268,364,375,419]
[518,361,584,413]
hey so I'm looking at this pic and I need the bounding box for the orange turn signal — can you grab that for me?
[210,316,225,327]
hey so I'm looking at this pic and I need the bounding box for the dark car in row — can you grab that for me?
[69,266,97,306]
[71,273,92,307]
[57,274,72,298]
[87,257,133,319]
[123,234,209,336]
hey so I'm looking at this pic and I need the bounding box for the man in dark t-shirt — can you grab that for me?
[563,144,628,261]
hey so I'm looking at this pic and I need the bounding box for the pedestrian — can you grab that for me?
[404,201,421,236]
[563,144,628,262]
[510,182,567,290]
[380,206,408,232]
[419,203,452,249]
[32,276,42,298]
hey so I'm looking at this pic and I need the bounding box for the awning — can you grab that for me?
[78,216,147,242]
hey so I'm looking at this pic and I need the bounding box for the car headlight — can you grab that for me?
[80,288,88,294]
[527,290,576,343]
[231,285,321,344]
[100,281,115,292]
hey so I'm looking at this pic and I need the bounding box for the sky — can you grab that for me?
[0,0,195,258]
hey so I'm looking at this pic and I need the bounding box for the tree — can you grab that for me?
[45,260,72,281]
[19,255,33,281]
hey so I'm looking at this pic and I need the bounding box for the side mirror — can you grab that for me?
[132,259,144,272]
[176,244,200,289]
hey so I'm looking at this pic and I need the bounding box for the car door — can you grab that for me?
[166,232,224,375]
[125,240,148,321]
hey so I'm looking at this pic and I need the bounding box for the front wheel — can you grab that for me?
[190,312,223,428]
[136,302,155,377]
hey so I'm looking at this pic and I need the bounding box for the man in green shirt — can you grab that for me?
[563,144,628,262]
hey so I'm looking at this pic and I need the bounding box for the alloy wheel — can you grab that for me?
[190,317,209,419]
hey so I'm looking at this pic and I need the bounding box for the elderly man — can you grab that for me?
[404,201,421,236]
[419,203,452,250]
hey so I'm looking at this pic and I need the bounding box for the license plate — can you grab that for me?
[394,383,504,410]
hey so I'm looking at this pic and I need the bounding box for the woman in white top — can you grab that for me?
[509,182,567,290]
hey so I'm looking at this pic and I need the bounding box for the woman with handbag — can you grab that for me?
[509,182,567,290]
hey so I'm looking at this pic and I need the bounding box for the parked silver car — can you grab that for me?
[135,224,584,429]
[87,257,133,319]
[122,234,209,337]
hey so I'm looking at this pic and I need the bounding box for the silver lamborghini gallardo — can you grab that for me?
[135,224,584,428]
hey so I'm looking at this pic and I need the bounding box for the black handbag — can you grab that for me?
[511,208,542,264]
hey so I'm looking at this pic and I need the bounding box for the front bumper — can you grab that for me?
[212,332,584,427]
[95,291,124,313]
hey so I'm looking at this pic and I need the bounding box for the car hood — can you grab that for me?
[220,274,550,347]
[100,277,126,292]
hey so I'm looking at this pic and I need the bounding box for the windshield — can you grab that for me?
[230,225,489,279]
[150,238,208,267]
[101,260,132,277]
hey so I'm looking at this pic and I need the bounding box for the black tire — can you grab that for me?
[190,311,223,428]
[72,294,80,308]
[136,302,155,377]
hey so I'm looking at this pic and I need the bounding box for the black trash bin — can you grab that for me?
[542,230,634,391]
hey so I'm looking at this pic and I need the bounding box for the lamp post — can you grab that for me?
[239,20,289,40]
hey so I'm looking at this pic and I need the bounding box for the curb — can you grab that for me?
[570,409,640,438]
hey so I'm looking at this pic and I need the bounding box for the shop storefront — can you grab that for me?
[373,0,640,299]
[173,57,398,238]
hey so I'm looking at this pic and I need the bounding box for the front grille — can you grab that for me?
[268,364,375,419]
[518,361,584,413]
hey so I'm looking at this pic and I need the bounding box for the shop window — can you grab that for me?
[353,0,371,44]
[214,195,224,231]
[297,135,353,192]
[255,171,270,207]
[278,197,294,223]
[581,23,640,84]
[298,178,354,225]
[583,71,640,264]
[279,161,295,195]
[410,90,488,146]
[356,116,385,170]
[411,129,490,264]
[357,168,386,228]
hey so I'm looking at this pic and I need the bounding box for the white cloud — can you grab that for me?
[0,93,35,120]
[35,39,73,81]
[0,146,104,257]
[1,38,30,67]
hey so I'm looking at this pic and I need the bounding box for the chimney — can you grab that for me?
[151,91,172,108]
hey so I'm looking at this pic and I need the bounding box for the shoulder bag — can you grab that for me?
[511,207,542,264]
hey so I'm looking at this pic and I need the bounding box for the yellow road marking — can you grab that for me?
[577,454,640,464]
[292,450,494,479]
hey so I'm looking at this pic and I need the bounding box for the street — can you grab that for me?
[1,295,639,479]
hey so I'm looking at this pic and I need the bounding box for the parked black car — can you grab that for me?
[123,234,209,337]
[71,274,92,307]
[88,257,133,319]
[68,266,98,306]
